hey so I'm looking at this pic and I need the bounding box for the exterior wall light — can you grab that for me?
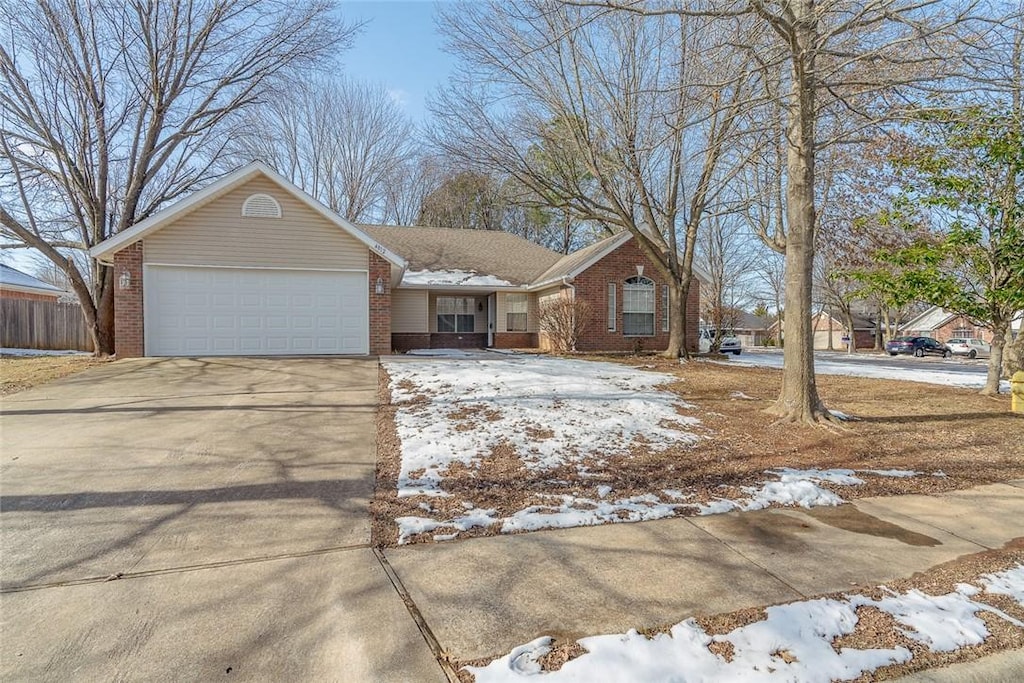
[375,277,385,295]
[118,268,132,290]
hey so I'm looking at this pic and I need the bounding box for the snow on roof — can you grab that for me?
[400,269,515,288]
[0,263,64,293]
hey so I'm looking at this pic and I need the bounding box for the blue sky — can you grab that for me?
[338,1,456,123]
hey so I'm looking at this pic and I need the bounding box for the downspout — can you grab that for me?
[563,277,577,352]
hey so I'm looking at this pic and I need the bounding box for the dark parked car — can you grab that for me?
[885,336,952,358]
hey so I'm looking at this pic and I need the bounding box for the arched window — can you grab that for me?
[241,193,282,218]
[623,276,655,336]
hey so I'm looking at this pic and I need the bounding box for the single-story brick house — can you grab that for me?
[902,306,999,343]
[90,162,700,358]
[0,264,66,301]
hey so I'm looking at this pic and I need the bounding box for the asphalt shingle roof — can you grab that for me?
[0,263,64,293]
[360,225,564,286]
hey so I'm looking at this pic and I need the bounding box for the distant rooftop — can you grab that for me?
[0,263,64,294]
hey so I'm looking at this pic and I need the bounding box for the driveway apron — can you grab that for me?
[0,357,443,682]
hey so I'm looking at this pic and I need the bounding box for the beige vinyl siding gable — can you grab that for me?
[392,290,429,333]
[144,177,369,270]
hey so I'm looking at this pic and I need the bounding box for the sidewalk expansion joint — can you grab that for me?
[682,518,809,600]
[1,542,371,594]
[373,547,462,683]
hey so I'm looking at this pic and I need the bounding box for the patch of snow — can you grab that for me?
[981,565,1024,605]
[596,485,613,499]
[861,469,920,478]
[395,507,500,544]
[401,269,515,287]
[468,597,910,682]
[829,409,859,421]
[725,350,1010,392]
[1,348,89,357]
[468,565,1024,682]
[404,348,479,358]
[849,585,1024,652]
[932,470,948,478]
[729,391,758,400]
[386,356,700,499]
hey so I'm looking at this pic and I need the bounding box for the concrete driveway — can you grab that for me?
[0,357,443,682]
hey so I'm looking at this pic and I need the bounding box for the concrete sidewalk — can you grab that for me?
[385,480,1024,668]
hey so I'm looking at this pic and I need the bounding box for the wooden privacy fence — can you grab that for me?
[1,298,94,351]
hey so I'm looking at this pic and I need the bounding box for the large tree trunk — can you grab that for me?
[983,319,1009,395]
[1004,324,1024,376]
[663,278,686,359]
[843,312,856,355]
[767,8,830,424]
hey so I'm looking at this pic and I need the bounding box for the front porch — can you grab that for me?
[389,289,541,353]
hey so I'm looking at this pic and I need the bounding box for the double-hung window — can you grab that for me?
[437,296,475,333]
[623,276,655,336]
[506,293,528,332]
[662,284,670,332]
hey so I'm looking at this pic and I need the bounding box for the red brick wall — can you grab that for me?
[369,252,392,355]
[494,332,538,349]
[572,239,700,353]
[391,333,431,352]
[932,316,993,343]
[0,288,61,302]
[113,242,144,358]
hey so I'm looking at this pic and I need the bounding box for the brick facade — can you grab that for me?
[113,241,145,358]
[493,332,538,349]
[0,288,61,302]
[369,251,392,355]
[391,333,431,353]
[931,316,993,343]
[571,239,700,353]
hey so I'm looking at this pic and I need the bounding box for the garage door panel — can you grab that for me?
[145,266,368,356]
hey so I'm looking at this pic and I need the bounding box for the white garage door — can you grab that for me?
[144,266,368,356]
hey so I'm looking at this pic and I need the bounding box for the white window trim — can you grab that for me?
[607,283,616,332]
[437,295,476,333]
[623,276,655,337]
[506,293,528,332]
[662,284,669,332]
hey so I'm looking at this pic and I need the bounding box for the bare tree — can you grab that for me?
[698,214,760,351]
[580,0,978,423]
[431,2,757,358]
[0,0,351,355]
[229,77,415,222]
[381,154,445,226]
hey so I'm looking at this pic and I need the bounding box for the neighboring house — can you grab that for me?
[902,305,1000,343]
[729,311,770,348]
[0,264,65,301]
[89,162,701,358]
[768,311,875,350]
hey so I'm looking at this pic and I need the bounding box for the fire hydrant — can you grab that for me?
[1012,371,1024,414]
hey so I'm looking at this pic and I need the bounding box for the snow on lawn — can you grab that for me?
[726,350,1010,392]
[1,348,89,357]
[467,564,1024,682]
[387,355,700,498]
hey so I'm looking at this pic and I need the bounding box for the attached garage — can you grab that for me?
[90,162,404,358]
[144,266,368,356]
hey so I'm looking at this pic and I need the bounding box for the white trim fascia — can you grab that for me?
[91,161,407,272]
[527,232,632,291]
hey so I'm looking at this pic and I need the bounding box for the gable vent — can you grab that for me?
[241,193,282,218]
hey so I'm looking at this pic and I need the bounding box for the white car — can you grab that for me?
[699,329,742,355]
[945,337,990,359]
